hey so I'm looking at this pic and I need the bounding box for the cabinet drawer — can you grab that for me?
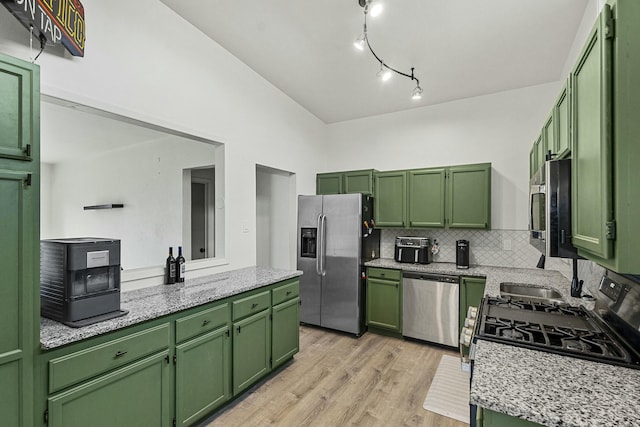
[367,267,401,281]
[176,303,229,344]
[232,291,271,321]
[272,279,299,306]
[49,323,170,393]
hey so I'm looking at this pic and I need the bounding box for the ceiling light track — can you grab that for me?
[355,0,423,100]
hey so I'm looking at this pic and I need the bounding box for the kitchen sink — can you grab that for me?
[499,282,565,303]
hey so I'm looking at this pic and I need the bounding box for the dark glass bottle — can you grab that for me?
[165,247,176,285]
[176,246,186,283]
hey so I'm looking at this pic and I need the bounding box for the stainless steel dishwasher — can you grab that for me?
[402,271,459,347]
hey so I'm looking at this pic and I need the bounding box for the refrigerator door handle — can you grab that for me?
[316,214,323,276]
[320,214,327,276]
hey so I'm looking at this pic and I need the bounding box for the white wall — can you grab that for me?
[0,0,327,285]
[326,82,562,230]
[256,166,296,270]
[43,136,217,270]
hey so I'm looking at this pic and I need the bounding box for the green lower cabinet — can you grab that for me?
[366,273,401,333]
[175,326,231,427]
[481,408,543,427]
[271,297,300,368]
[232,309,271,395]
[459,276,486,333]
[47,351,171,427]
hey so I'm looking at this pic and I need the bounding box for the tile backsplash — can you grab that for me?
[380,228,574,276]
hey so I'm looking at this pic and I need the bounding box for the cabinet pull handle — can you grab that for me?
[202,319,211,326]
[251,303,259,309]
[114,351,127,358]
[286,291,292,295]
[237,326,241,334]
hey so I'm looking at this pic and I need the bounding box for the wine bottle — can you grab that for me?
[165,247,176,285]
[176,246,186,283]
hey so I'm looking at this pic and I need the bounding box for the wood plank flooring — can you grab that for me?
[204,326,469,427]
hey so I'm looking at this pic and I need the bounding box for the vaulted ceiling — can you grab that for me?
[165,1,589,123]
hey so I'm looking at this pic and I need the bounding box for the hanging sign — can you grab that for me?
[1,0,85,57]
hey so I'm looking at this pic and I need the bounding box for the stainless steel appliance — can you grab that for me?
[529,159,581,258]
[40,238,128,327]
[402,272,459,347]
[394,237,432,264]
[297,194,380,335]
[469,272,640,370]
[456,240,469,269]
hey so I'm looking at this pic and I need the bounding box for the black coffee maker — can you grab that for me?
[456,240,469,269]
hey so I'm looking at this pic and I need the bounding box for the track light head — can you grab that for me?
[358,0,383,17]
[354,34,366,51]
[377,63,392,81]
[411,85,423,100]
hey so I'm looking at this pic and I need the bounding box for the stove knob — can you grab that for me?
[464,317,476,328]
[459,327,473,346]
[467,306,478,319]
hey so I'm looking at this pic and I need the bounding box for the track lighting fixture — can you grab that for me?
[354,0,423,100]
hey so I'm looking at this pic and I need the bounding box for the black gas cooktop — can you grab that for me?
[474,297,640,369]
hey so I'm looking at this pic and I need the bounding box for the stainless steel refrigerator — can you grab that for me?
[297,193,380,335]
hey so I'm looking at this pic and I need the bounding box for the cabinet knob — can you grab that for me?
[251,303,259,309]
[202,319,211,326]
[286,291,292,295]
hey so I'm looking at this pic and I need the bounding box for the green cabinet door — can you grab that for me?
[447,164,491,229]
[0,53,38,161]
[555,81,571,159]
[408,168,446,228]
[176,326,231,427]
[47,352,171,427]
[534,134,546,172]
[271,297,300,368]
[571,5,613,259]
[316,173,343,195]
[374,171,407,227]
[366,277,401,332]
[232,309,271,395]
[529,146,537,179]
[481,408,543,427]
[542,113,554,161]
[344,169,374,195]
[0,170,36,427]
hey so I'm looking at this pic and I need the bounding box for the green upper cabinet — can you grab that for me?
[0,54,38,162]
[570,0,640,274]
[534,134,546,173]
[447,163,492,229]
[0,53,39,427]
[571,4,614,260]
[374,170,407,227]
[316,172,343,195]
[529,146,537,179]
[344,169,375,195]
[317,169,376,195]
[542,113,554,162]
[554,81,571,159]
[408,168,446,228]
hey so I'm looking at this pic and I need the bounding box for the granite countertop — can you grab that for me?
[40,266,302,350]
[365,258,640,427]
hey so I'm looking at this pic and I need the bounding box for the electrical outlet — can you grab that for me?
[241,221,249,233]
[502,239,512,251]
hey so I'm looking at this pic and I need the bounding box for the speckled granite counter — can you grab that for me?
[40,266,302,350]
[365,259,640,427]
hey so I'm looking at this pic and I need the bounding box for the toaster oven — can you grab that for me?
[394,237,432,264]
[40,238,127,327]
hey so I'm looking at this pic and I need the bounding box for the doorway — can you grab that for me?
[183,167,215,260]
[256,165,296,269]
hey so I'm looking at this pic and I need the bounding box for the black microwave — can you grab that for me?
[529,159,581,259]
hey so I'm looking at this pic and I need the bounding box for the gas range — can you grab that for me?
[474,296,640,369]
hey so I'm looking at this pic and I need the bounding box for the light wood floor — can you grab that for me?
[204,325,469,427]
